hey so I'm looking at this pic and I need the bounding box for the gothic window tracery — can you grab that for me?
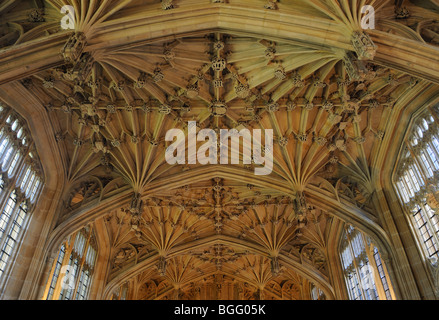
[394,107,439,263]
[44,226,98,300]
[0,104,43,281]
[339,225,395,300]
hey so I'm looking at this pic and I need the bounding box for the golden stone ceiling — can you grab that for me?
[1,0,439,300]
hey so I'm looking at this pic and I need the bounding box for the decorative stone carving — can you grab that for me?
[106,104,116,113]
[141,102,152,113]
[114,247,136,265]
[158,104,172,115]
[235,83,250,99]
[186,84,199,98]
[314,136,327,146]
[395,6,410,19]
[28,8,45,22]
[264,1,278,10]
[375,130,385,140]
[278,137,288,148]
[71,52,94,82]
[351,31,377,60]
[213,78,223,88]
[286,101,297,111]
[134,72,147,88]
[129,193,143,215]
[274,67,287,80]
[55,132,65,142]
[343,99,360,113]
[92,140,109,154]
[303,100,314,111]
[61,32,86,64]
[153,68,165,82]
[42,76,55,88]
[291,72,305,87]
[270,256,281,276]
[296,133,308,142]
[264,47,276,60]
[111,139,121,147]
[294,192,308,229]
[163,49,175,62]
[343,51,369,82]
[213,40,225,51]
[210,100,227,117]
[211,58,227,72]
[335,139,346,151]
[61,103,72,114]
[73,138,84,146]
[386,74,399,86]
[354,136,366,144]
[80,103,97,117]
[369,99,379,109]
[161,0,174,10]
[321,100,333,111]
[131,135,139,144]
[265,101,279,112]
[313,79,327,88]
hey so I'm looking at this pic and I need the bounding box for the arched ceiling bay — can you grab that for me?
[100,177,334,299]
[33,30,412,193]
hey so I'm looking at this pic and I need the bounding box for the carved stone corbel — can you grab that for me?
[129,192,143,215]
[157,256,167,276]
[342,51,369,82]
[270,256,281,276]
[351,31,377,60]
[61,32,86,64]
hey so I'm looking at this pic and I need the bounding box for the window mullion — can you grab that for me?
[0,194,20,278]
[423,204,439,257]
[0,137,13,161]
[72,231,92,298]
[0,194,18,251]
[406,144,428,188]
[363,237,385,300]
[345,230,365,300]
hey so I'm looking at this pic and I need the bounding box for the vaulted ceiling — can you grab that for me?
[1,0,439,300]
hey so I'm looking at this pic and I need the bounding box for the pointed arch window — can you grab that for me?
[394,107,439,264]
[44,226,98,300]
[0,104,44,283]
[339,225,395,300]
